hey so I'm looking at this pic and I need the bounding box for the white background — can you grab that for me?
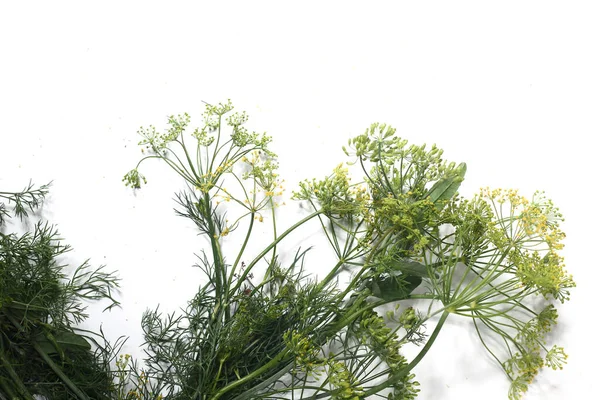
[1,1,598,399]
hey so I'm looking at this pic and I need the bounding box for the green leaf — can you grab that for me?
[34,329,92,356]
[387,259,431,279]
[370,275,422,301]
[427,162,467,207]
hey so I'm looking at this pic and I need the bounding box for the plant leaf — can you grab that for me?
[387,259,431,278]
[370,275,422,301]
[34,330,92,356]
[427,162,467,207]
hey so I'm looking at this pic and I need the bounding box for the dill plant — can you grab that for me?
[123,101,573,399]
[0,183,123,399]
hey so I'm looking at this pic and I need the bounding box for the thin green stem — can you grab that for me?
[232,210,324,294]
[178,135,202,182]
[227,211,256,289]
[267,198,279,274]
[210,350,291,400]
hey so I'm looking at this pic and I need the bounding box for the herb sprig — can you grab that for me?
[0,183,124,400]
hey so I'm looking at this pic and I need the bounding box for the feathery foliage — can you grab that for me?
[0,183,123,400]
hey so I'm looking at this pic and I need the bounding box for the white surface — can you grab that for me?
[1,1,598,399]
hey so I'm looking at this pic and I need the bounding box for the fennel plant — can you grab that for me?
[123,100,573,400]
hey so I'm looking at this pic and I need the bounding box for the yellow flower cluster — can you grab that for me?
[476,188,573,301]
[545,345,568,370]
[125,370,164,400]
[357,311,407,374]
[505,350,545,399]
[479,188,565,250]
[521,192,564,244]
[355,309,420,400]
[116,353,131,370]
[294,163,366,218]
[194,160,236,194]
[243,151,281,190]
[505,345,567,400]
[123,169,147,189]
[480,187,527,205]
[283,330,325,378]
[515,305,557,349]
[328,361,365,400]
[351,183,372,222]
[509,249,574,302]
[373,193,437,255]
[503,304,568,399]
[115,354,164,400]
